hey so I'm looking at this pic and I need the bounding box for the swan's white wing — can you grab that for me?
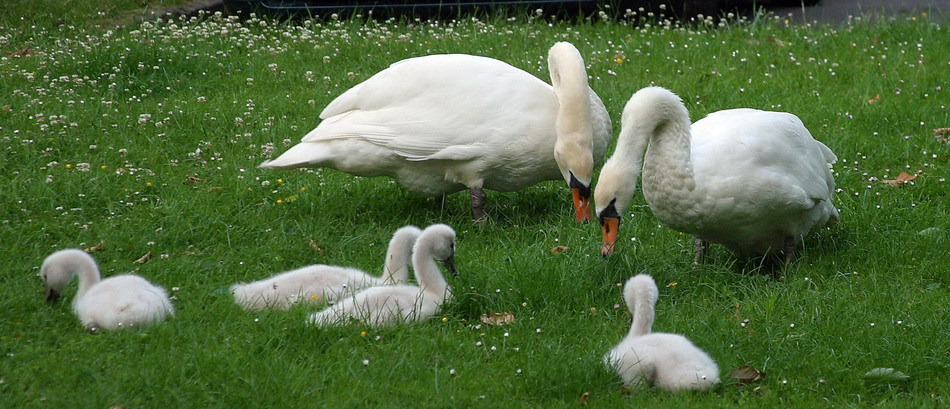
[303,54,555,162]
[691,109,835,215]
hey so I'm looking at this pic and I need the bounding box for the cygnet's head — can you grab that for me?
[623,274,658,311]
[40,249,96,302]
[417,224,458,276]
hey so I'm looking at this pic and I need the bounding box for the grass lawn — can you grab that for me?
[1,4,947,408]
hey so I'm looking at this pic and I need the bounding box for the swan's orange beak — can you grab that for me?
[572,188,592,223]
[600,216,619,257]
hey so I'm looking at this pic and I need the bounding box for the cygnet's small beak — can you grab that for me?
[571,188,593,223]
[441,254,458,277]
[45,288,61,303]
[600,217,620,257]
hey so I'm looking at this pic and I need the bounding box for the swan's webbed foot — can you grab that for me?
[470,188,487,222]
[693,239,709,266]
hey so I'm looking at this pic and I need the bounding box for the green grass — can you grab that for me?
[1,5,948,408]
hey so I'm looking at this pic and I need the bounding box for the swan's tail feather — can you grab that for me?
[259,143,333,169]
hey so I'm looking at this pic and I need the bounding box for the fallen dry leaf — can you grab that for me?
[134,251,153,264]
[884,171,917,186]
[864,367,910,382]
[1,105,10,111]
[480,311,515,326]
[550,245,569,255]
[183,174,204,185]
[12,48,32,56]
[767,36,788,47]
[83,243,105,253]
[732,365,765,385]
[579,391,590,405]
[309,240,324,255]
[934,128,950,144]
[867,94,881,104]
[619,385,634,395]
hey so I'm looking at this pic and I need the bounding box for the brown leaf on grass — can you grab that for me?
[309,240,324,255]
[83,243,105,253]
[480,311,515,326]
[134,251,153,264]
[767,36,788,47]
[732,366,765,384]
[1,105,11,111]
[183,174,203,185]
[884,172,917,186]
[579,391,591,405]
[619,385,634,395]
[934,128,950,144]
[550,245,569,255]
[867,94,881,104]
[11,48,32,56]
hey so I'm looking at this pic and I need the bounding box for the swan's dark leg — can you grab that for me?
[783,236,797,266]
[470,188,487,221]
[693,239,709,265]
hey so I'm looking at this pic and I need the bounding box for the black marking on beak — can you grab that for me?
[46,288,61,303]
[441,254,458,277]
[568,172,591,199]
[598,198,621,228]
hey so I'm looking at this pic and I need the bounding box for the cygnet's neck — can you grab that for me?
[411,240,449,297]
[69,251,102,300]
[382,227,420,284]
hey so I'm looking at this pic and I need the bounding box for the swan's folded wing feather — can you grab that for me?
[692,109,833,212]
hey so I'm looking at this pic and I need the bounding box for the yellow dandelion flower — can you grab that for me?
[300,187,307,192]
[100,165,107,170]
[360,331,367,337]
[310,294,319,301]
[277,179,284,183]
[921,12,928,17]
[276,199,284,204]
[65,164,73,169]
[146,182,153,187]
[614,57,623,64]
[911,16,917,21]
[441,317,448,323]
[666,281,678,288]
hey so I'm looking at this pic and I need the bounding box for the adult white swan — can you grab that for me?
[260,42,612,222]
[231,225,422,310]
[594,87,839,262]
[604,274,720,391]
[40,249,174,331]
[307,224,457,327]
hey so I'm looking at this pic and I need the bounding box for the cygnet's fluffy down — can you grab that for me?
[40,249,174,331]
[231,225,422,310]
[308,224,457,327]
[604,274,719,391]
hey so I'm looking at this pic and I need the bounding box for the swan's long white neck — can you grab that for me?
[548,42,594,184]
[382,227,420,284]
[411,238,449,297]
[621,88,698,225]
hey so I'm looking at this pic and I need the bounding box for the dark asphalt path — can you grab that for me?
[768,0,949,23]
